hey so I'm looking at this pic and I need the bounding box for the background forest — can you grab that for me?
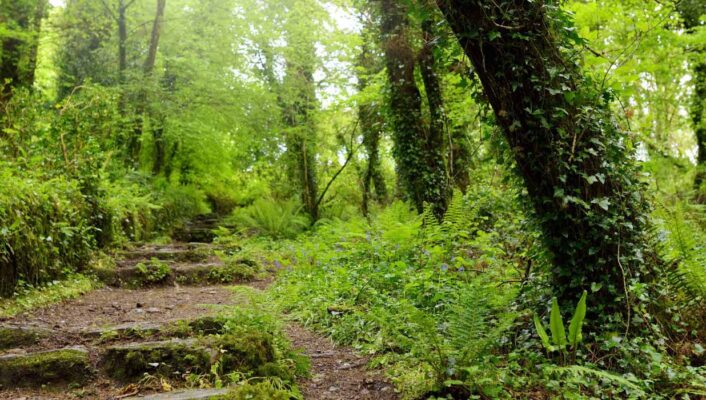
[1,0,706,398]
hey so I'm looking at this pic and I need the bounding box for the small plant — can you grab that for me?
[534,290,587,360]
[135,258,172,284]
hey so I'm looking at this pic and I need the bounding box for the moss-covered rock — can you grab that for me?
[215,333,276,375]
[101,339,212,381]
[0,347,92,387]
[185,316,228,336]
[0,325,50,350]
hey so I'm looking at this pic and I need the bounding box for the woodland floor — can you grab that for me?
[0,225,396,400]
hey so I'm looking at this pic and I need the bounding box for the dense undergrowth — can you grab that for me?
[0,87,238,297]
[215,160,706,399]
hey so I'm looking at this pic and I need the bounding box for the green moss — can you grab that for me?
[0,348,92,387]
[176,247,212,263]
[135,258,173,284]
[102,340,211,381]
[189,316,228,335]
[207,259,257,283]
[216,333,276,375]
[219,381,293,400]
[0,274,98,318]
[0,326,49,350]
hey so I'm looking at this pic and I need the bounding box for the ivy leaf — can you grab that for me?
[592,198,610,211]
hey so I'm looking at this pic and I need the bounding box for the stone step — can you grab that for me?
[80,316,228,342]
[0,346,92,388]
[119,246,212,263]
[95,261,254,288]
[101,339,213,381]
[100,333,280,383]
[136,388,230,400]
[0,325,52,350]
[172,228,217,244]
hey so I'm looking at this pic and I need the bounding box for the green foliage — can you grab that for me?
[135,258,172,284]
[233,198,309,240]
[0,273,97,318]
[534,291,587,354]
[0,173,94,296]
[271,179,532,397]
[224,380,293,400]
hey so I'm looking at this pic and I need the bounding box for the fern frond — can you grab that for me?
[442,189,465,231]
[421,202,441,234]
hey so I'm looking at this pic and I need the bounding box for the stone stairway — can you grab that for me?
[0,219,263,400]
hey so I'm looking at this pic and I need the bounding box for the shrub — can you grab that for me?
[0,173,95,297]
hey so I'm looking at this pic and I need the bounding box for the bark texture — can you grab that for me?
[381,0,449,219]
[436,0,653,316]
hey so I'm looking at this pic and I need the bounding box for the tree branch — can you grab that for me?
[314,120,361,211]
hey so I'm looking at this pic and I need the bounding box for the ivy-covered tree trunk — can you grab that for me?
[419,19,462,195]
[358,40,388,216]
[380,0,449,219]
[436,0,653,318]
[677,0,706,198]
[282,60,319,222]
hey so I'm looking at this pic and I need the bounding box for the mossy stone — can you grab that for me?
[0,347,92,387]
[216,333,276,374]
[0,326,49,350]
[101,339,211,381]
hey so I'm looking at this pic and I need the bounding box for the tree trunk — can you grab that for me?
[282,59,319,222]
[144,0,166,76]
[380,0,449,219]
[118,0,128,82]
[23,0,48,88]
[128,0,166,166]
[0,0,46,104]
[358,39,388,216]
[677,0,706,198]
[418,19,452,201]
[436,0,654,318]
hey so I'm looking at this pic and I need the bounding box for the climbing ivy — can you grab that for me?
[435,0,656,325]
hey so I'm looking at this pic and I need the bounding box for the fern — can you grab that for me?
[442,189,465,230]
[447,288,492,364]
[234,198,309,239]
[421,202,441,232]
[657,200,706,305]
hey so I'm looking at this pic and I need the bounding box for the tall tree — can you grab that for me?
[677,0,706,197]
[380,0,449,219]
[127,0,166,166]
[0,0,48,104]
[435,0,654,319]
[281,1,320,221]
[55,0,114,99]
[358,18,388,215]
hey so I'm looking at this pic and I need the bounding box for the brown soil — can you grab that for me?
[1,286,236,352]
[285,324,398,400]
[7,286,234,330]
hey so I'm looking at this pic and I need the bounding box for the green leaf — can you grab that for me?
[533,313,553,351]
[568,290,587,347]
[549,297,567,348]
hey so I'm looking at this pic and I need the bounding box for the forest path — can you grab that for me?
[0,218,396,400]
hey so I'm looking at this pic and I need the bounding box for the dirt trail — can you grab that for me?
[286,324,397,400]
[0,223,397,400]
